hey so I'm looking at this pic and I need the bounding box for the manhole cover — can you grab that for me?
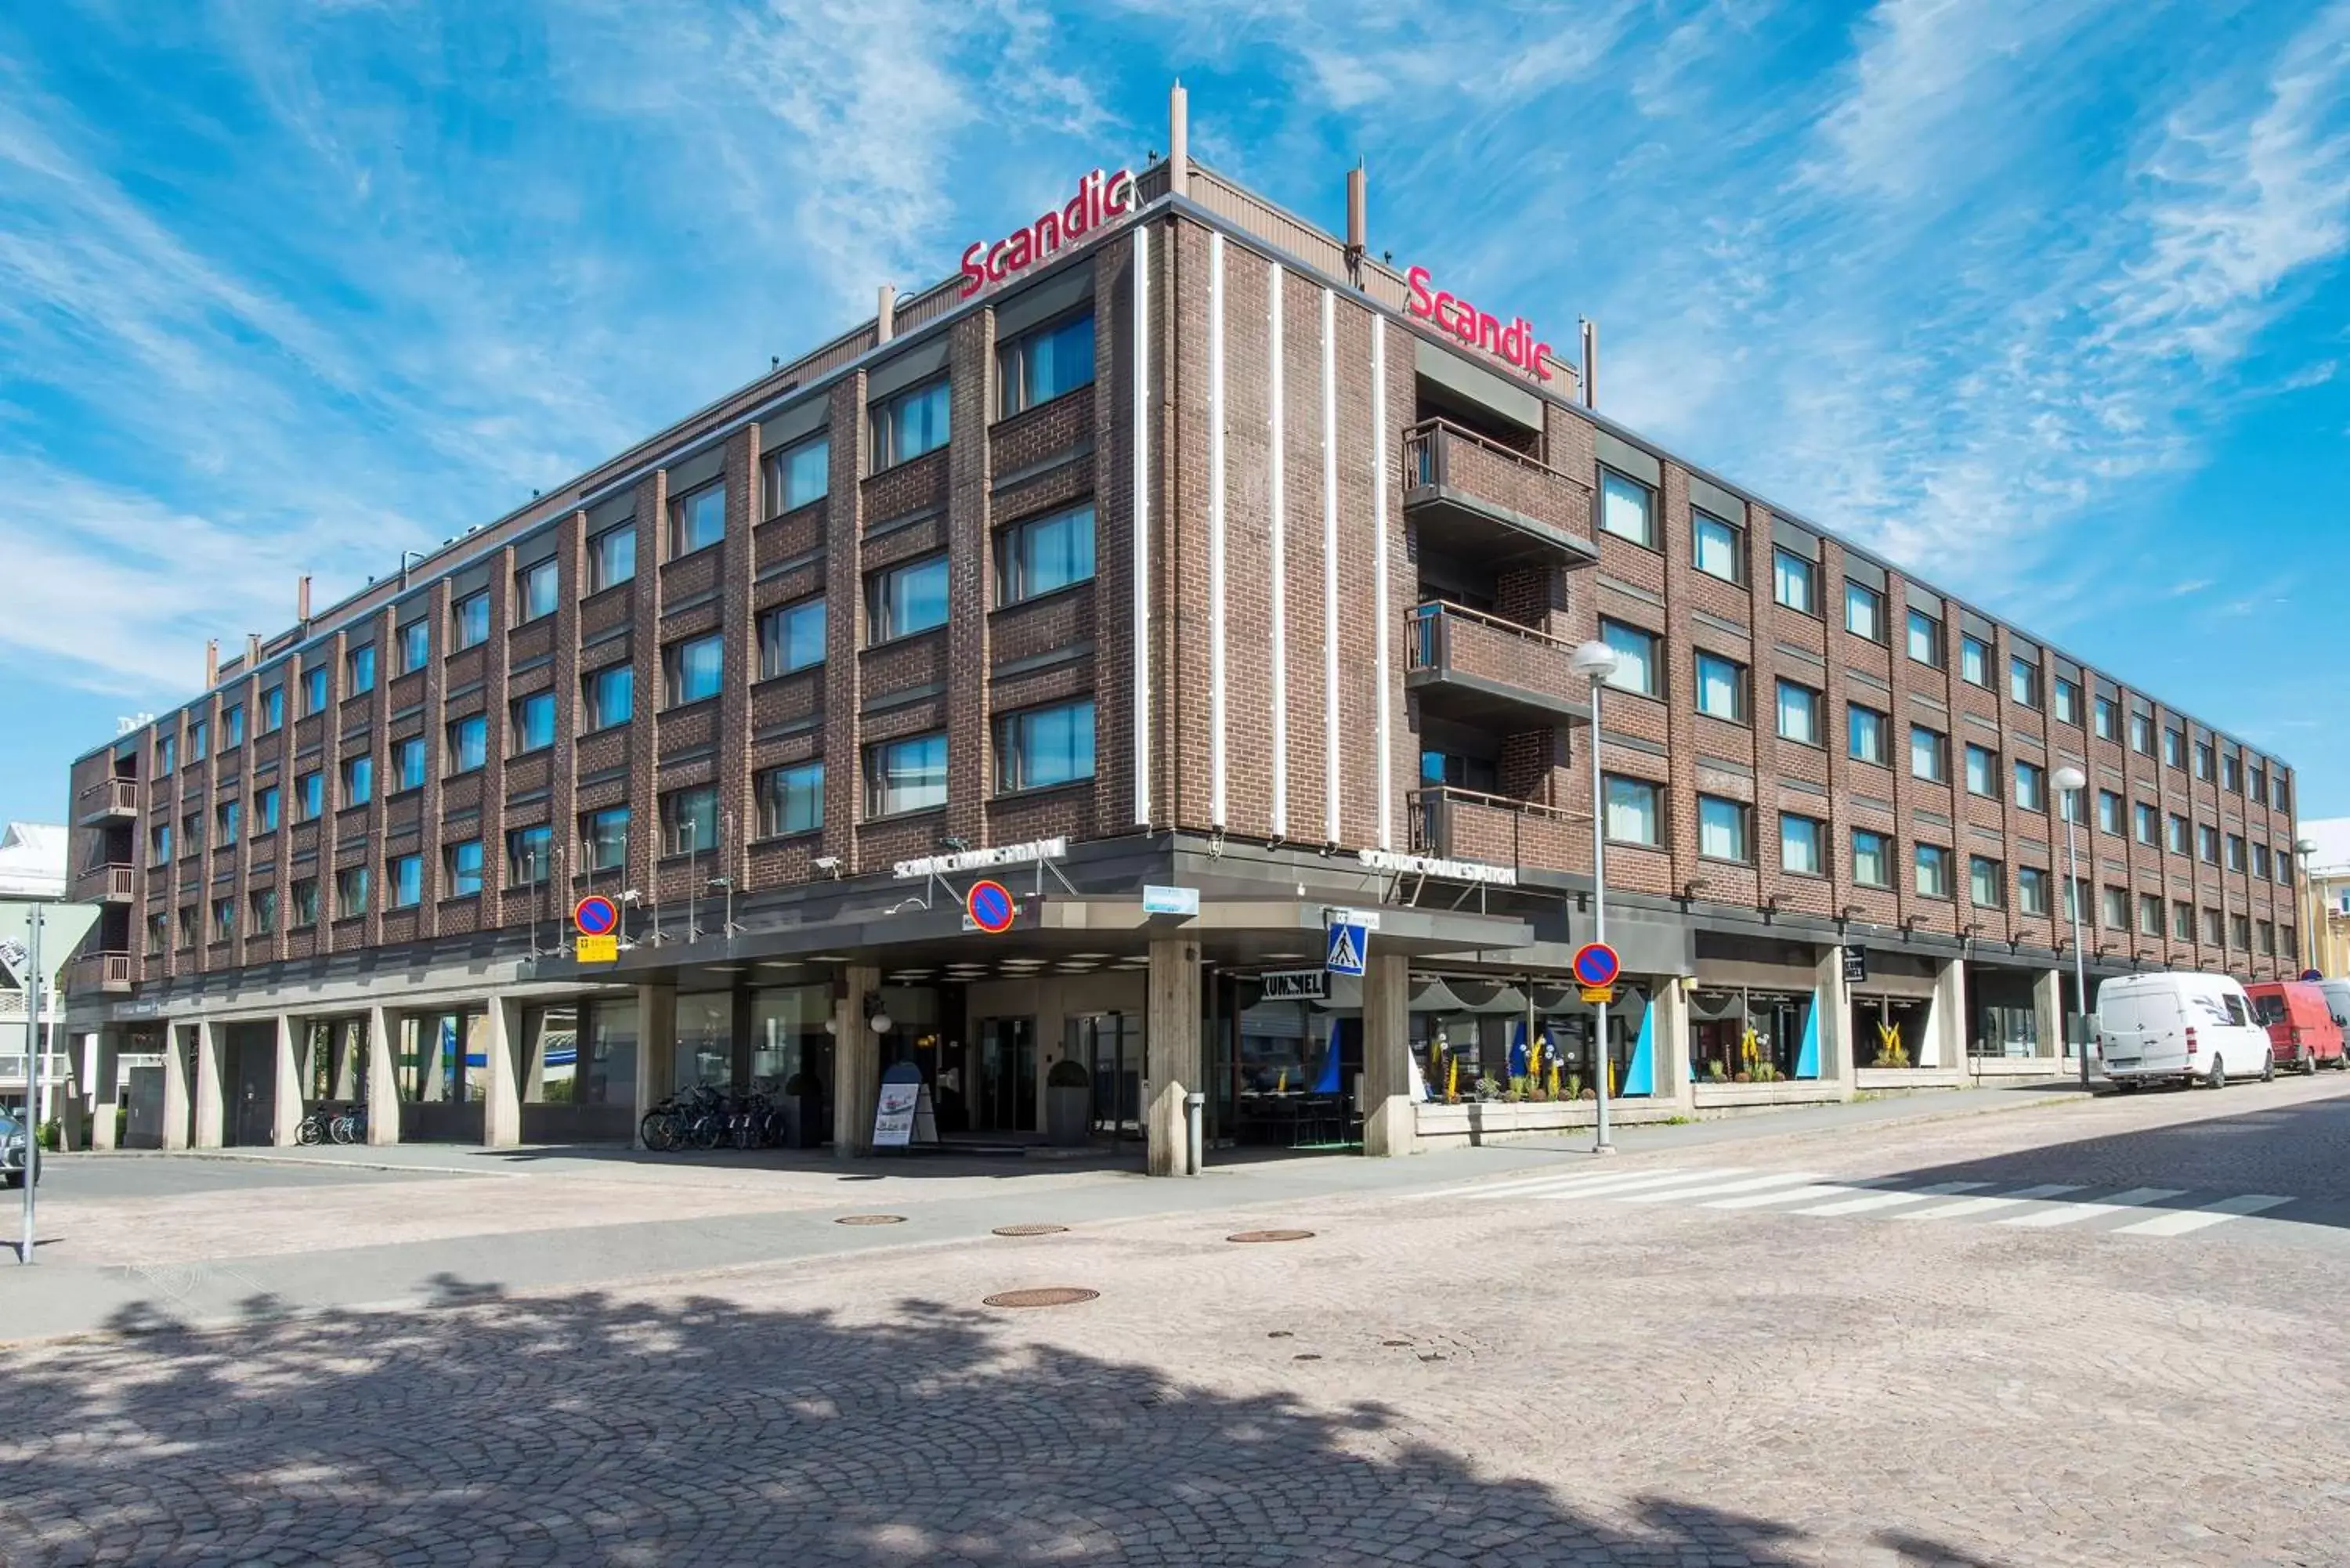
[991,1223,1070,1237]
[983,1287,1100,1309]
[1227,1229,1315,1244]
[835,1213,906,1226]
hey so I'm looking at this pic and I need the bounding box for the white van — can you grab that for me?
[2315,978,2350,1035]
[2095,972,2272,1090]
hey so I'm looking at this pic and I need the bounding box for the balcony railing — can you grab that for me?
[1410,786,1589,876]
[1405,602,1586,729]
[79,864,137,902]
[64,952,134,995]
[1401,419,1595,569]
[75,776,140,823]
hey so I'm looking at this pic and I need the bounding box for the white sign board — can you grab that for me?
[892,837,1067,880]
[1142,884,1199,916]
[873,1071,923,1147]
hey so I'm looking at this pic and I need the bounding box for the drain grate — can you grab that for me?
[983,1287,1100,1309]
[1227,1229,1315,1244]
[991,1223,1070,1237]
[835,1213,907,1226]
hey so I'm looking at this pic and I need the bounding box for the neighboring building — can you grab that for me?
[0,821,68,1117]
[2294,818,2350,977]
[59,88,2302,1169]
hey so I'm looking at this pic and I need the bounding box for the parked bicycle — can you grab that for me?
[328,1101,368,1145]
[639,1082,790,1153]
[295,1104,339,1145]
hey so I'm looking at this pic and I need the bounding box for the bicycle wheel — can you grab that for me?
[297,1117,321,1146]
[330,1115,356,1145]
[691,1114,724,1151]
[639,1111,674,1151]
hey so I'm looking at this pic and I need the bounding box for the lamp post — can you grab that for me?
[2295,838,2318,977]
[2052,765,2090,1089]
[1569,638,1621,1153]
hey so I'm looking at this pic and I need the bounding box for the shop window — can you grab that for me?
[998,503,1095,604]
[764,435,830,517]
[1598,469,1656,547]
[750,986,831,1104]
[870,378,951,469]
[998,312,1094,416]
[667,481,726,557]
[1690,989,1807,1084]
[1692,511,1742,582]
[573,999,640,1108]
[1603,775,1661,847]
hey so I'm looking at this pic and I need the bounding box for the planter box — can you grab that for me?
[1853,1068,1968,1092]
[1691,1080,1845,1110]
[1413,1097,1676,1147]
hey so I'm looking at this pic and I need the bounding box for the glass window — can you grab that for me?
[342,754,372,807]
[1905,609,1942,667]
[216,799,240,846]
[2162,725,2184,768]
[2009,656,2041,707]
[2223,752,2242,791]
[2019,865,2050,915]
[2138,893,2163,937]
[508,825,554,886]
[303,663,328,714]
[512,692,556,753]
[2094,695,2117,740]
[2014,759,2044,811]
[146,911,168,954]
[1602,775,1660,846]
[2102,886,2129,930]
[1772,547,1815,614]
[296,770,324,821]
[256,786,279,833]
[1959,635,1989,686]
[250,887,277,935]
[181,811,201,855]
[2258,919,2276,956]
[1776,679,1819,745]
[2130,712,2153,753]
[1914,844,1950,898]
[2193,740,2212,779]
[1697,796,1748,862]
[347,645,377,694]
[260,687,284,733]
[2054,676,2081,724]
[584,665,633,730]
[1910,724,1947,782]
[1598,620,1661,697]
[1695,652,1746,722]
[1848,703,1888,764]
[998,503,1095,603]
[517,559,559,622]
[2202,907,2224,945]
[334,865,370,919]
[2161,813,2185,853]
[2098,790,2121,833]
[870,554,949,641]
[2196,823,2218,864]
[997,699,1095,792]
[1598,469,1655,547]
[2254,842,2271,880]
[1692,511,1741,581]
[755,599,826,680]
[998,312,1094,416]
[668,482,726,557]
[448,715,486,774]
[871,378,952,468]
[868,733,948,816]
[452,592,490,651]
[663,633,724,706]
[2275,775,2290,813]
[1844,580,1884,641]
[390,854,422,909]
[1422,750,1499,793]
[398,620,429,673]
[392,736,426,791]
[223,704,244,747]
[764,435,830,516]
[2225,833,2245,872]
[157,732,176,775]
[588,526,637,593]
[581,807,629,873]
[1965,743,1997,797]
[2131,802,2156,844]
[446,840,483,898]
[1970,855,2003,908]
[2174,900,2195,940]
[1853,829,1892,888]
[2230,913,2251,950]
[150,822,171,863]
[1781,814,1824,875]
[210,897,235,942]
[291,878,319,927]
[660,786,718,855]
[757,761,825,837]
[189,719,209,761]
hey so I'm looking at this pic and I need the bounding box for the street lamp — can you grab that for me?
[1570,638,1621,1154]
[2295,838,2319,977]
[2052,764,2090,1089]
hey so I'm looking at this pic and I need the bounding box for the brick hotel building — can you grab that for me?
[61,87,2302,1170]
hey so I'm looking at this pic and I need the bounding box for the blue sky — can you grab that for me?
[3,0,2346,828]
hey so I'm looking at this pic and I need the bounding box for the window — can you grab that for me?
[584,666,632,731]
[453,591,490,651]
[2162,725,2184,768]
[2138,893,2162,938]
[1915,844,1950,898]
[1694,652,1747,722]
[2196,823,2219,864]
[2102,886,2129,930]
[1969,855,2003,908]
[1910,724,1948,783]
[2258,919,2275,957]
[510,692,555,753]
[181,811,202,856]
[2094,695,2117,740]
[517,559,559,623]
[176,907,196,948]
[399,620,429,674]
[1960,634,1990,686]
[296,770,324,822]
[588,526,637,593]
[1853,829,1892,888]
[870,554,949,642]
[1421,749,1499,794]
[663,633,724,706]
[392,736,425,792]
[1964,743,1998,797]
[2173,901,2194,941]
[2009,655,2040,708]
[1844,580,1884,641]
[2127,711,2153,753]
[250,888,277,936]
[2204,907,2224,945]
[871,378,951,468]
[1905,608,1943,667]
[1692,511,1742,581]
[2193,740,2214,780]
[157,732,176,775]
[447,716,486,774]
[1848,703,1889,765]
[2221,753,2241,792]
[211,897,234,942]
[868,733,948,817]
[1598,469,1656,547]
[291,877,319,928]
[2254,843,2272,880]
[446,840,483,898]
[2274,775,2291,813]
[1771,548,1815,614]
[2278,849,2294,887]
[1781,814,1824,876]
[212,800,240,848]
[342,754,372,807]
[1602,775,1660,846]
[224,704,244,747]
[2014,759,2044,811]
[997,699,1095,793]
[1598,620,1661,697]
[334,865,370,920]
[261,686,284,734]
[2225,833,2245,873]
[581,807,629,873]
[757,761,824,837]
[508,825,554,886]
[347,645,377,695]
[188,719,208,762]
[2230,913,2251,950]
[659,786,718,855]
[998,503,1095,603]
[2054,677,2081,725]
[256,786,280,833]
[2098,790,2122,834]
[145,912,168,955]
[2164,812,2190,854]
[998,312,1094,415]
[763,436,830,516]
[2019,865,2050,915]
[1697,795,1748,862]
[668,482,725,557]
[2249,762,2267,800]
[2122,801,2150,844]
[303,663,328,715]
[390,854,422,909]
[150,822,171,863]
[1775,680,1820,746]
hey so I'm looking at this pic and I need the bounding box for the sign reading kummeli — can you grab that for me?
[892,837,1068,880]
[1357,847,1519,887]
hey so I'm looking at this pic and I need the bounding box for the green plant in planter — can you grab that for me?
[1705,1060,1727,1082]
[1047,1058,1091,1089]
[1473,1075,1502,1102]
[1565,1073,1582,1100]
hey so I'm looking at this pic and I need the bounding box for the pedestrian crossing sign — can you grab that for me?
[1325,919,1367,977]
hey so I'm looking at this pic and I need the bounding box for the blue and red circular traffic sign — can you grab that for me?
[967,880,1016,934]
[573,895,620,937]
[1571,941,1621,988]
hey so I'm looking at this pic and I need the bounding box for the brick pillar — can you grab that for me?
[550,511,588,917]
[820,376,869,872]
[945,311,996,847]
[627,473,668,901]
[720,427,759,890]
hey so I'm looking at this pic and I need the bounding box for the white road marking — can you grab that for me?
[1435,1166,1739,1204]
[1999,1187,2187,1228]
[1795,1181,1993,1216]
[1702,1181,1854,1210]
[2110,1194,2293,1237]
[1895,1184,2085,1221]
[1622,1171,1826,1204]
[1530,1168,1763,1202]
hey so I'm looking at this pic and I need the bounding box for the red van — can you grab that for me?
[2243,981,2346,1075]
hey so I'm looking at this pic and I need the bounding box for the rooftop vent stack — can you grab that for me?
[1169,80,1190,199]
[297,574,313,623]
[204,638,219,691]
[877,283,896,345]
[1344,161,1367,286]
[1580,318,1599,410]
[246,634,262,667]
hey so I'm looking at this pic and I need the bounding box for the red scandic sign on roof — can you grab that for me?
[960,168,1139,299]
[1404,265,1557,383]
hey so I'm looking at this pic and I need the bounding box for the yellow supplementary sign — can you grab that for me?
[576,934,618,964]
[1579,985,1614,1005]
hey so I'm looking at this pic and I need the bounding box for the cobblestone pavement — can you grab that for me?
[3,1080,2348,1566]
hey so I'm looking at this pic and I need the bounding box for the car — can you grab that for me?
[2095,971,2272,1090]
[2244,981,2348,1075]
[0,1111,29,1189]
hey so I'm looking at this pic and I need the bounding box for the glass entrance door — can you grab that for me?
[971,1017,1037,1133]
[1070,1011,1141,1140]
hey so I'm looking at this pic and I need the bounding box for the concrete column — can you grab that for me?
[832,964,880,1159]
[88,1030,121,1151]
[161,1023,190,1151]
[331,1020,358,1100]
[1361,945,1415,1158]
[634,981,675,1148]
[363,1005,399,1145]
[1652,977,1696,1111]
[193,1019,225,1149]
[1144,938,1202,1176]
[1814,945,1856,1097]
[1923,958,1967,1069]
[271,1014,303,1145]
[483,996,523,1148]
[2033,968,2063,1060]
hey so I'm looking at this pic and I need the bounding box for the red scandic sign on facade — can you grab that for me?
[1404,265,1557,382]
[959,167,1139,299]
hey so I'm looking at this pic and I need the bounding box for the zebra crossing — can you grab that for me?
[1426,1163,2298,1239]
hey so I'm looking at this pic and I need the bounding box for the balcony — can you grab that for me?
[66,952,134,995]
[1410,786,1587,876]
[76,777,140,825]
[1401,420,1597,571]
[78,865,138,903]
[1407,602,1589,732]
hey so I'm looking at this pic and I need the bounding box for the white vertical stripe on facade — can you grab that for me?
[1266,260,1288,840]
[1371,315,1392,851]
[1319,288,1341,845]
[1207,231,1228,829]
[1130,224,1152,827]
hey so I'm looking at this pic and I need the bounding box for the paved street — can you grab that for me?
[4,1078,2349,1566]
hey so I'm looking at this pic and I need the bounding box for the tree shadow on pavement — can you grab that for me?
[0,1277,1998,1568]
